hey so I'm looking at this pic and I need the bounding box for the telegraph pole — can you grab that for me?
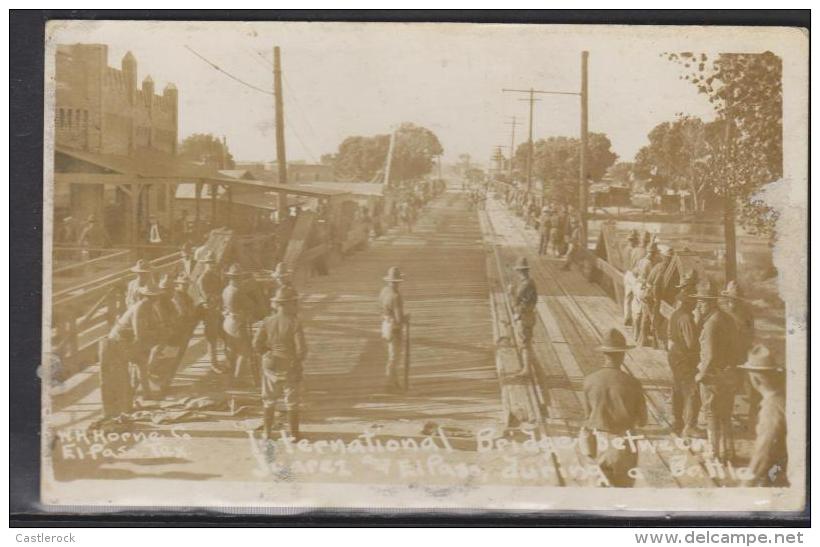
[505,116,518,183]
[273,46,288,185]
[579,51,589,246]
[503,88,547,193]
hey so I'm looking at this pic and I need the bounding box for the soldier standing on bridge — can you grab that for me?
[195,251,224,374]
[622,230,641,327]
[581,328,647,487]
[739,345,788,487]
[694,279,740,463]
[537,207,552,256]
[720,280,758,430]
[98,284,161,418]
[508,257,538,372]
[254,286,307,440]
[645,247,675,349]
[222,263,256,382]
[125,259,154,308]
[666,273,704,438]
[380,266,407,390]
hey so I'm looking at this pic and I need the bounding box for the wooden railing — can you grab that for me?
[50,251,183,380]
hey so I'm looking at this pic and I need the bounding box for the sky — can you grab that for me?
[46,21,747,166]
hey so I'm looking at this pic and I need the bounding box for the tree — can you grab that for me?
[516,133,617,204]
[179,133,235,169]
[633,116,714,208]
[608,161,634,186]
[666,52,782,236]
[332,122,444,183]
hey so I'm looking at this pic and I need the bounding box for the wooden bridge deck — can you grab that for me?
[47,190,756,490]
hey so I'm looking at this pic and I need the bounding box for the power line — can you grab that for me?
[185,45,273,96]
[253,49,322,147]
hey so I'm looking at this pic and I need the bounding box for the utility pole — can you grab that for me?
[384,129,397,187]
[504,52,591,244]
[579,51,589,247]
[723,111,738,282]
[273,46,287,186]
[503,88,548,193]
[506,116,518,183]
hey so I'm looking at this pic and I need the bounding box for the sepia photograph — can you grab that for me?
[35,18,808,515]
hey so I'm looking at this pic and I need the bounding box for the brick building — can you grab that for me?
[55,43,178,155]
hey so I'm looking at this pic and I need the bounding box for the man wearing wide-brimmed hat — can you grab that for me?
[738,345,788,487]
[622,230,642,326]
[581,328,647,487]
[666,285,704,438]
[222,263,256,382]
[194,251,223,373]
[694,279,740,463]
[125,259,155,308]
[508,257,538,349]
[537,207,552,256]
[380,266,407,390]
[643,246,676,349]
[253,285,307,439]
[720,280,758,430]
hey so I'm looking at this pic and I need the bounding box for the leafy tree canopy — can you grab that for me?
[179,133,235,169]
[331,122,443,183]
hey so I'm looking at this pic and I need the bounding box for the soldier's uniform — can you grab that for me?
[739,345,788,487]
[622,231,641,326]
[721,281,758,429]
[125,260,154,308]
[581,329,647,487]
[380,266,406,388]
[666,289,702,435]
[195,252,223,372]
[644,249,674,348]
[695,281,740,462]
[509,257,537,345]
[221,264,256,381]
[253,286,307,439]
[538,211,551,256]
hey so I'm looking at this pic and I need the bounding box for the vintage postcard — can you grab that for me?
[40,20,808,514]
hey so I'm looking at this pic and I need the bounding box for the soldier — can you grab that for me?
[694,279,740,462]
[738,345,788,487]
[380,266,407,390]
[560,218,582,271]
[98,287,153,418]
[222,263,256,381]
[720,280,758,430]
[581,328,647,487]
[125,259,154,308]
[644,246,675,349]
[508,257,538,358]
[254,286,308,439]
[171,273,196,334]
[666,277,704,437]
[129,283,165,401]
[622,230,641,326]
[195,251,223,374]
[178,241,196,281]
[537,207,552,256]
[633,241,659,282]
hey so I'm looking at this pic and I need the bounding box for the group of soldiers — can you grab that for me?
[98,245,309,440]
[503,208,786,488]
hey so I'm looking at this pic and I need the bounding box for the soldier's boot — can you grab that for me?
[288,409,300,439]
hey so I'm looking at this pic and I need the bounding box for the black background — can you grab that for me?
[9,9,810,527]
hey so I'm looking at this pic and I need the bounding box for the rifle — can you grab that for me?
[403,313,411,392]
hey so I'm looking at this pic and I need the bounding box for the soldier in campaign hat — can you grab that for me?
[194,250,223,373]
[694,279,741,462]
[379,266,407,390]
[720,280,757,429]
[739,345,788,487]
[222,263,255,382]
[254,285,307,439]
[125,259,155,308]
[580,328,647,487]
[508,257,538,352]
